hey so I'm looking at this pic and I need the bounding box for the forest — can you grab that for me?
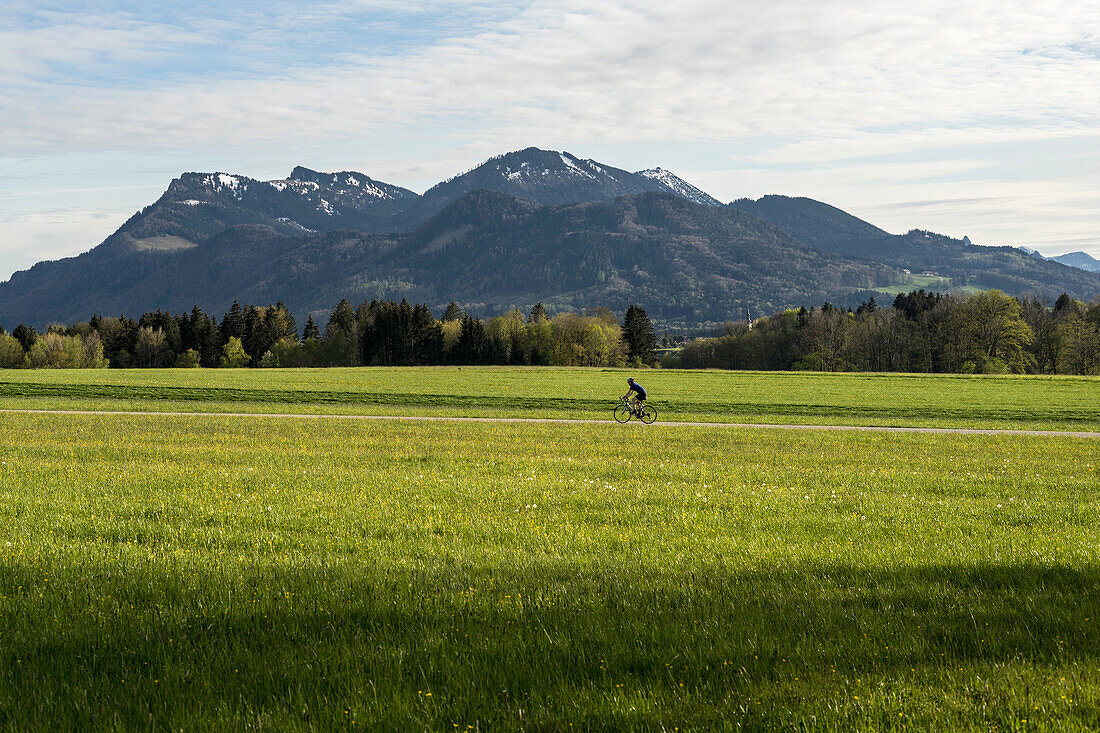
[670,290,1100,375]
[0,300,659,370]
[1,290,1098,375]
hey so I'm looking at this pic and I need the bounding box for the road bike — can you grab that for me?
[613,397,657,424]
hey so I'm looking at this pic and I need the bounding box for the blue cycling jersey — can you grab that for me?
[628,382,647,399]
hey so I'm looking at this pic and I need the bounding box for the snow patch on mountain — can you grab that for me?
[504,162,528,181]
[272,171,395,200]
[586,160,608,176]
[560,153,595,179]
[637,168,722,206]
[276,217,316,233]
[200,173,249,200]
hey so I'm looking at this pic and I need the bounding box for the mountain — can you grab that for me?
[730,195,1100,300]
[393,148,679,227]
[4,150,1099,330]
[123,167,417,244]
[0,190,894,329]
[0,166,418,326]
[1052,251,1100,273]
[114,148,723,239]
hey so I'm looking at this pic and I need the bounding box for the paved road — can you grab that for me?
[2,408,1097,438]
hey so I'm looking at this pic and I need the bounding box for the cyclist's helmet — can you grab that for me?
[626,377,634,384]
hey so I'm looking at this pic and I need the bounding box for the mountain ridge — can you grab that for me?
[2,149,1099,329]
[730,194,1100,301]
[0,189,894,328]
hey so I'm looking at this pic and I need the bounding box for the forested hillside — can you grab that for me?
[730,195,1100,299]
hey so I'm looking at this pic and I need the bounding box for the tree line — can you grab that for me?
[7,289,1095,375]
[668,290,1100,375]
[0,301,659,369]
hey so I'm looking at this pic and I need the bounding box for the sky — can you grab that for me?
[1,0,1098,280]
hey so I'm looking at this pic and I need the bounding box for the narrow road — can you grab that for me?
[2,408,1097,438]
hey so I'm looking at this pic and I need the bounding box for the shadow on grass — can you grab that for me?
[1,562,1098,729]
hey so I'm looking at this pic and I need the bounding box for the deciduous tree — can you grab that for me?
[220,337,250,368]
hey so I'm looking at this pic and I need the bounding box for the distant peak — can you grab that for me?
[280,166,415,200]
[490,147,565,164]
[289,166,368,187]
[289,166,320,181]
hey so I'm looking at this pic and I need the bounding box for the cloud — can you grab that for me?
[0,12,214,85]
[3,0,1098,155]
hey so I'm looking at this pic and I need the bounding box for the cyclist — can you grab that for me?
[621,377,647,415]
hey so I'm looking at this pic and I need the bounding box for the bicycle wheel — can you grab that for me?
[640,405,657,424]
[613,404,631,423]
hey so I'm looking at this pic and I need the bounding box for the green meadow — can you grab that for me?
[1,366,1099,430]
[0,368,1098,729]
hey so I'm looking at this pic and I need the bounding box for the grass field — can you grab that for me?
[2,366,1100,430]
[1,368,1098,729]
[873,274,987,298]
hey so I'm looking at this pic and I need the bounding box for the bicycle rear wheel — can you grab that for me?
[640,405,657,424]
[613,404,631,423]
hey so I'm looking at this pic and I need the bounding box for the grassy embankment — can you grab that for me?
[1,411,1098,730]
[2,366,1099,431]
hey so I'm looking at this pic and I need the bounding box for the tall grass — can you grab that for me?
[1,413,1097,729]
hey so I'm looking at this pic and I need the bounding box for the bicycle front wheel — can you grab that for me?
[613,404,631,423]
[640,405,657,424]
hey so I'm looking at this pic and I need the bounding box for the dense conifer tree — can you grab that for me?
[242,305,264,362]
[272,302,298,341]
[181,306,223,368]
[622,305,657,365]
[302,315,321,341]
[528,302,547,323]
[220,301,245,341]
[893,290,941,320]
[327,299,357,337]
[1053,292,1077,315]
[12,324,36,352]
[411,304,444,365]
[456,315,490,364]
[442,302,465,322]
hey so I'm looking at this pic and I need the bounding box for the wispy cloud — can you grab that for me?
[4,0,1098,152]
